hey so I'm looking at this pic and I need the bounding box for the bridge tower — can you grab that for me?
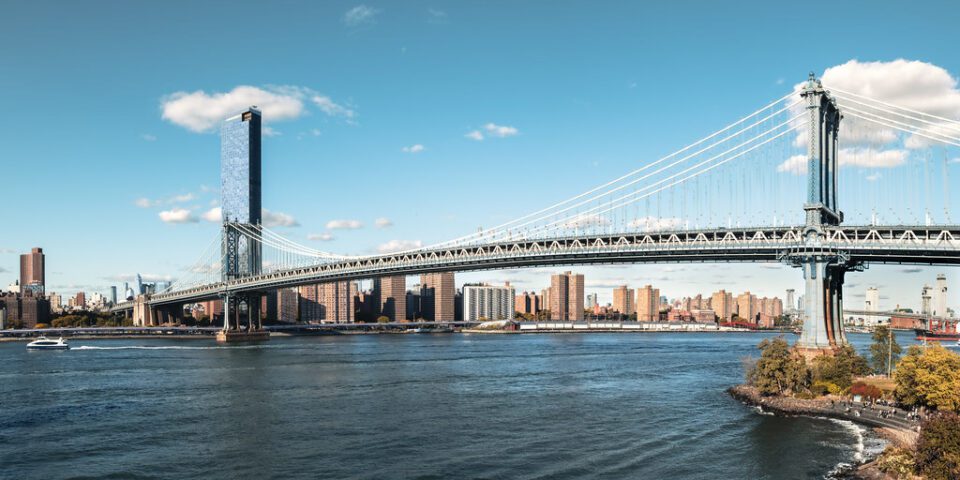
[218,107,267,341]
[785,74,859,353]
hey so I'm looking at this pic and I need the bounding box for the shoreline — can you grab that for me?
[728,385,919,479]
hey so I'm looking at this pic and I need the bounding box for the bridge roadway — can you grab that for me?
[115,224,960,309]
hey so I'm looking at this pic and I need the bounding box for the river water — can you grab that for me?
[0,331,916,479]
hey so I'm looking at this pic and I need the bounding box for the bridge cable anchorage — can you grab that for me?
[421,91,801,249]
[520,119,805,237]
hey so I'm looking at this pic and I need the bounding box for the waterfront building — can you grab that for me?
[463,283,516,321]
[47,292,62,313]
[276,288,299,322]
[548,271,584,321]
[0,290,51,329]
[864,286,882,325]
[711,290,734,322]
[637,285,661,322]
[377,276,407,322]
[933,274,948,318]
[612,285,635,316]
[921,284,932,315]
[88,292,107,311]
[515,291,541,316]
[19,247,45,295]
[569,274,585,320]
[736,291,756,324]
[300,282,356,323]
[691,309,716,323]
[540,287,552,313]
[420,273,455,322]
[785,289,796,314]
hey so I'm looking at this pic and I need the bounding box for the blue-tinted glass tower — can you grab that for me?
[220,108,262,281]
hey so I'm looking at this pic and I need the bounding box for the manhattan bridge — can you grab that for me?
[113,74,960,352]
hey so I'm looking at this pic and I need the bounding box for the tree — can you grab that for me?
[869,325,902,375]
[811,344,870,391]
[750,336,810,395]
[376,316,390,324]
[914,412,960,479]
[895,345,960,411]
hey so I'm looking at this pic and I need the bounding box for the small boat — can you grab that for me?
[26,336,70,350]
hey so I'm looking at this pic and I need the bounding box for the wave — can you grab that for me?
[72,345,265,351]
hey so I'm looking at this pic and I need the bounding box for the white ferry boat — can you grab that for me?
[26,336,70,350]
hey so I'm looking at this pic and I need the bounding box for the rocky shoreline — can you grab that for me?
[728,385,919,479]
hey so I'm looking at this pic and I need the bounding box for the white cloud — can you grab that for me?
[135,197,158,208]
[311,95,356,119]
[343,5,381,26]
[159,208,198,224]
[375,217,393,228]
[161,86,306,133]
[201,207,222,222]
[104,273,175,283]
[141,134,157,141]
[326,219,363,230]
[776,148,907,175]
[465,130,484,141]
[950,158,960,164]
[377,239,422,253]
[307,233,335,241]
[562,214,611,229]
[169,193,195,203]
[262,126,281,137]
[627,216,683,231]
[262,209,299,228]
[401,144,425,153]
[483,123,519,138]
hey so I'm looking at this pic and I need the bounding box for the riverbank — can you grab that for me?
[729,385,919,479]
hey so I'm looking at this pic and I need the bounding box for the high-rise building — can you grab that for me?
[933,274,948,318]
[864,286,881,325]
[637,285,661,322]
[378,276,407,322]
[19,247,45,294]
[47,292,62,313]
[463,283,516,321]
[276,288,299,322]
[541,287,552,313]
[300,282,357,323]
[785,289,796,313]
[711,290,734,322]
[515,291,541,315]
[612,285,635,316]
[74,292,86,310]
[736,291,756,323]
[420,273,455,322]
[549,271,584,321]
[110,286,118,305]
[221,107,262,280]
[0,290,50,328]
[921,284,933,315]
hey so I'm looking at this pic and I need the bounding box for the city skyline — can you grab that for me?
[3,1,960,310]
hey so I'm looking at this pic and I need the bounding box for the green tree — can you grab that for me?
[914,412,960,480]
[750,336,810,395]
[869,325,902,375]
[895,345,960,411]
[811,344,870,391]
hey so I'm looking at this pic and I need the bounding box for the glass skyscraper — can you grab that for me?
[221,108,262,279]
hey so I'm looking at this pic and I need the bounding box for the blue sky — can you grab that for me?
[2,0,959,310]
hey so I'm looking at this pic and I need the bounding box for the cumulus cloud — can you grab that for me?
[777,148,907,175]
[262,209,299,228]
[465,130,484,141]
[563,214,611,229]
[627,216,683,231]
[401,144,425,153]
[484,123,519,138]
[159,208,198,224]
[377,239,423,253]
[161,85,355,133]
[307,233,335,241]
[202,207,222,222]
[326,219,363,230]
[343,5,380,26]
[375,217,393,228]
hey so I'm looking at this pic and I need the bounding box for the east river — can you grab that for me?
[0,331,922,479]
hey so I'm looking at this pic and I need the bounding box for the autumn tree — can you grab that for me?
[895,345,960,412]
[750,336,810,395]
[869,325,902,375]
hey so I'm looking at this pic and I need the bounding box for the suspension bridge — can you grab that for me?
[112,73,960,352]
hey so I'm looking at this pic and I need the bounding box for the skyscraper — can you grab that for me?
[19,247,44,294]
[612,285,635,316]
[785,289,795,313]
[549,273,569,320]
[378,276,407,322]
[221,107,262,279]
[865,286,881,325]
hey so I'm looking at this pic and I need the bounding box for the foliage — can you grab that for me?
[811,344,870,390]
[875,446,915,478]
[895,345,960,412]
[52,312,132,328]
[749,336,810,395]
[869,325,902,375]
[34,323,50,329]
[376,316,390,324]
[850,382,883,400]
[811,380,844,397]
[914,412,960,479]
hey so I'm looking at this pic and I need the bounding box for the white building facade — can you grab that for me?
[463,284,516,321]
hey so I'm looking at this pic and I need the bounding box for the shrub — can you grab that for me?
[812,344,870,390]
[914,412,960,480]
[34,323,50,329]
[875,446,915,478]
[850,382,883,400]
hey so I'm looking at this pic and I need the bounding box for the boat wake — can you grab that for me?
[73,345,266,351]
